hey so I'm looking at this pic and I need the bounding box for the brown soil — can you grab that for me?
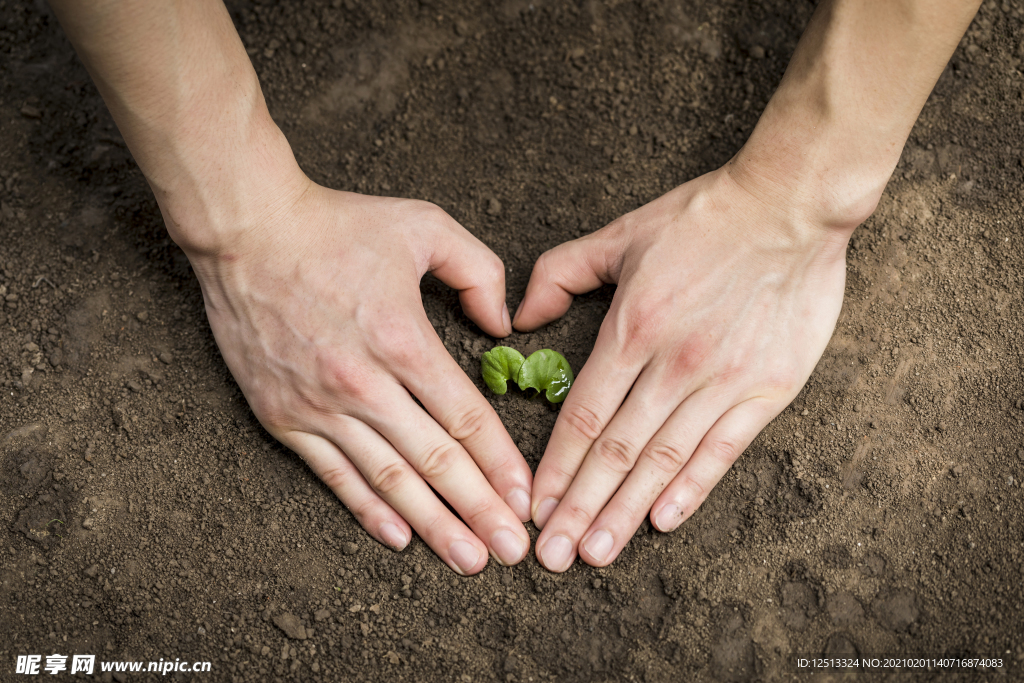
[2,1,1023,681]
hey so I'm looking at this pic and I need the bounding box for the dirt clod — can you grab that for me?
[272,613,307,640]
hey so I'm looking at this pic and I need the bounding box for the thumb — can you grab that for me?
[513,231,621,332]
[428,216,511,338]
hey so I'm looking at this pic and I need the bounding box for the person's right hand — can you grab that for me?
[185,180,533,575]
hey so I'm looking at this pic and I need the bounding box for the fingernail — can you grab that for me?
[505,488,531,521]
[583,529,614,563]
[534,497,559,529]
[502,303,512,336]
[448,540,481,575]
[654,504,682,532]
[491,529,527,566]
[538,535,574,572]
[512,300,523,325]
[378,522,409,550]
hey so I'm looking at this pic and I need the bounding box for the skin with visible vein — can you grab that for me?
[49,0,534,575]
[515,0,983,572]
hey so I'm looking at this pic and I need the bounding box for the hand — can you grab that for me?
[514,166,853,571]
[187,181,533,575]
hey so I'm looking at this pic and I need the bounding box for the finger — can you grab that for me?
[533,366,695,569]
[366,378,531,568]
[530,303,644,530]
[280,430,411,551]
[398,324,534,522]
[325,415,492,575]
[427,210,511,337]
[513,231,620,331]
[651,398,781,533]
[571,390,729,567]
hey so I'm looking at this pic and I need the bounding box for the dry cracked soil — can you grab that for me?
[1,0,1023,681]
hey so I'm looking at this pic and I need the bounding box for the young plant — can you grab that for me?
[481,346,526,395]
[481,346,574,403]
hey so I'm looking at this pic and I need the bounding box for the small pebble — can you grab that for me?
[486,198,502,216]
[749,45,765,59]
[82,518,95,530]
[158,352,174,364]
[136,311,149,322]
[342,542,359,555]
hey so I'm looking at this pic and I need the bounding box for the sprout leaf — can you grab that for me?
[481,346,526,395]
[518,349,574,403]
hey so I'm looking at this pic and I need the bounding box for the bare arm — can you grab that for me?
[49,0,535,575]
[48,0,300,254]
[732,0,984,230]
[517,0,982,572]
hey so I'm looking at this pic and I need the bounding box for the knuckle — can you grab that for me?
[616,496,647,524]
[418,441,460,480]
[561,402,605,443]
[317,464,350,494]
[459,496,492,529]
[766,366,804,398]
[418,201,450,224]
[563,498,593,526]
[678,473,708,503]
[483,253,505,285]
[419,508,449,542]
[321,355,373,403]
[445,401,490,444]
[346,497,377,530]
[369,461,408,496]
[644,440,690,474]
[533,250,555,279]
[591,435,637,473]
[705,436,743,466]
[384,330,422,370]
[255,407,290,433]
[531,248,566,288]
[613,304,664,362]
[543,454,582,483]
[663,337,712,382]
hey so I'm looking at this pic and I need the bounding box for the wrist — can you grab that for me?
[150,102,310,260]
[51,0,310,260]
[726,94,890,238]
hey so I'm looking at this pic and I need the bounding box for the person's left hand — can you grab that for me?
[513,165,856,571]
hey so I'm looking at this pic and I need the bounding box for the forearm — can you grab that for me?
[730,0,982,232]
[49,0,306,255]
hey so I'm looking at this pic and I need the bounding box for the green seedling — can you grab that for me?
[48,519,65,539]
[481,346,526,395]
[481,346,574,403]
[518,349,574,403]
